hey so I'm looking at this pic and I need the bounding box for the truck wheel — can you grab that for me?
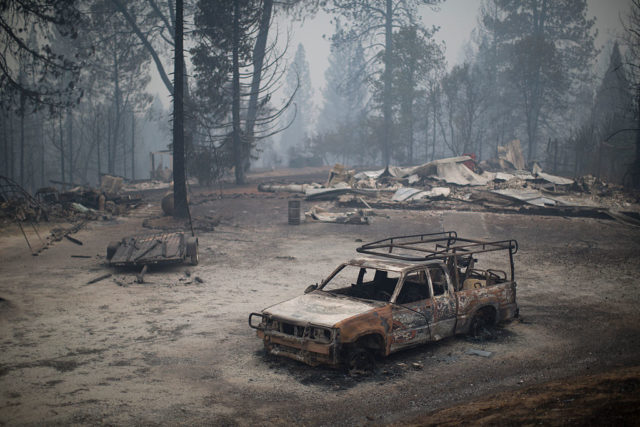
[345,346,375,376]
[186,237,198,265]
[469,311,494,340]
[106,241,119,261]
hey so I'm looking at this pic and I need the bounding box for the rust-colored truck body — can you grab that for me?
[249,232,519,371]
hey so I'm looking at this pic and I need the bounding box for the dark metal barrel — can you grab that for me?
[288,200,300,225]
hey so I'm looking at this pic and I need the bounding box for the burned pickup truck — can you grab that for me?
[249,232,519,373]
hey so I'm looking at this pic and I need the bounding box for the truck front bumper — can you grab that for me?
[249,313,340,366]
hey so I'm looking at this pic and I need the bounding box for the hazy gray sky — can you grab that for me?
[153,0,633,109]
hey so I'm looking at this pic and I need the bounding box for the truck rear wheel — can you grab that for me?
[469,307,496,340]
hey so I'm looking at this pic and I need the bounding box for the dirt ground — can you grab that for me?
[1,168,640,425]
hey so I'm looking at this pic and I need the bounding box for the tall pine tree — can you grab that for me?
[317,24,368,164]
[279,43,313,165]
[480,0,598,162]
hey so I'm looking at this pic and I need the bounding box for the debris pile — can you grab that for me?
[0,174,143,225]
[257,140,640,225]
[1,174,146,255]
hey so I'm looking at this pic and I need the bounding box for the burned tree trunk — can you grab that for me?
[243,0,273,173]
[172,0,189,218]
[131,110,135,181]
[112,52,120,176]
[9,114,14,180]
[59,112,65,186]
[19,93,25,187]
[431,90,437,162]
[67,110,73,186]
[2,112,7,176]
[633,88,640,188]
[232,0,245,185]
[40,118,45,188]
[96,110,102,183]
[382,0,393,168]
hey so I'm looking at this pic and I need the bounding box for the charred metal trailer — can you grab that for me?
[106,232,198,266]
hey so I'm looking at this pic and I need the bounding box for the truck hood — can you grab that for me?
[263,292,377,328]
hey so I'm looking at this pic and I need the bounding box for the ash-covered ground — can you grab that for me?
[1,169,639,425]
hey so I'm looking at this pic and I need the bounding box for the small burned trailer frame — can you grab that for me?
[106,232,198,266]
[250,231,519,374]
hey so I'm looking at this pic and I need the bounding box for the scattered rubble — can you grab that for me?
[305,206,369,224]
[326,163,355,187]
[65,235,83,246]
[257,183,321,194]
[86,273,112,285]
[305,186,382,201]
[0,173,151,255]
[467,349,493,358]
[1,173,143,226]
[392,187,450,202]
[136,265,148,284]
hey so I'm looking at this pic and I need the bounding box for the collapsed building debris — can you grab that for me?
[497,139,526,170]
[257,141,639,223]
[0,175,49,222]
[257,183,321,194]
[392,187,451,202]
[305,186,382,201]
[326,163,355,187]
[1,173,146,255]
[411,156,489,186]
[31,178,142,221]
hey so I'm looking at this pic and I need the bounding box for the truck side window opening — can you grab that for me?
[429,267,447,296]
[397,270,430,304]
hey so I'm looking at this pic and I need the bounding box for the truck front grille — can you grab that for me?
[267,319,333,343]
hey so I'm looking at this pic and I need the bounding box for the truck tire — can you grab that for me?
[345,346,375,376]
[469,308,496,340]
[186,237,198,266]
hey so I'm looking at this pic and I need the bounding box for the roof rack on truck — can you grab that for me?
[356,231,518,281]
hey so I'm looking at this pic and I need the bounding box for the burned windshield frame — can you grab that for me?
[319,264,403,302]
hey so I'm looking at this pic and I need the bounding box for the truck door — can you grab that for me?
[428,265,457,340]
[390,269,433,352]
